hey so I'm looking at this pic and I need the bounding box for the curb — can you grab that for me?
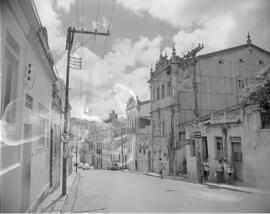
[35,172,79,213]
[144,172,160,177]
[204,183,270,196]
[61,173,80,213]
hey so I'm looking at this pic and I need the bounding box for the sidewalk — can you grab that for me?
[123,169,189,182]
[123,169,269,196]
[35,171,78,213]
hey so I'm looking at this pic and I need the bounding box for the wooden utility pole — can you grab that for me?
[184,44,204,122]
[62,27,110,196]
[184,44,204,183]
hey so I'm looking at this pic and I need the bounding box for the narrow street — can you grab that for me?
[64,170,270,213]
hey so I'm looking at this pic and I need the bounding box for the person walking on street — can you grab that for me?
[224,159,234,184]
[202,159,210,182]
[158,158,165,179]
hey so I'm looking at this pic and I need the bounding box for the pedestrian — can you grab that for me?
[216,160,224,183]
[202,159,209,182]
[158,158,165,179]
[224,159,234,184]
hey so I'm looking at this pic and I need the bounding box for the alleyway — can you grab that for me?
[62,170,270,213]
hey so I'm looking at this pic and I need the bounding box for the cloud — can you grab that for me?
[56,36,162,119]
[34,0,66,56]
[173,14,235,54]
[117,0,270,53]
[56,0,75,13]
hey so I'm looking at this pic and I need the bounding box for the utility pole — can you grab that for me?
[185,44,204,183]
[62,27,110,196]
[184,44,204,122]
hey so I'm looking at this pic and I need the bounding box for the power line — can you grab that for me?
[93,0,102,54]
[102,0,116,58]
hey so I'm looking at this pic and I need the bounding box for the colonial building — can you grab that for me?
[149,34,270,176]
[126,96,151,172]
[184,66,270,189]
[0,0,64,212]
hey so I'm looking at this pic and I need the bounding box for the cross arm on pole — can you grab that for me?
[74,29,110,37]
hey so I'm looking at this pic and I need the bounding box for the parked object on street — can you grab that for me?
[78,163,84,168]
[111,161,120,170]
[83,163,91,170]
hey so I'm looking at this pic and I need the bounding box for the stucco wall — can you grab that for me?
[186,145,197,182]
[137,149,150,172]
[244,108,270,190]
[205,125,244,182]
[175,147,186,173]
[1,1,55,212]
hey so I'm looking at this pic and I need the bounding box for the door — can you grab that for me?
[232,142,243,181]
[202,137,208,160]
[148,151,151,171]
[21,124,32,212]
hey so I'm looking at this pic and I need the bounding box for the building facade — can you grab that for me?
[184,66,270,188]
[149,35,270,176]
[126,97,151,172]
[0,1,63,212]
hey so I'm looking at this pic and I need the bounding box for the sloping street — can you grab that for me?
[62,170,270,213]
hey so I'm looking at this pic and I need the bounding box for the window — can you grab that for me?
[152,88,155,101]
[143,149,146,154]
[179,132,185,142]
[190,139,195,156]
[215,137,223,160]
[177,132,185,149]
[237,77,245,90]
[1,32,20,122]
[259,60,264,65]
[161,85,165,98]
[218,59,224,64]
[167,81,172,96]
[261,110,270,129]
[230,137,242,162]
[161,121,165,137]
[38,103,49,147]
[157,87,160,99]
[153,120,155,133]
[25,94,33,109]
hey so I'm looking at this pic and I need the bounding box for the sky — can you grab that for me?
[34,0,270,120]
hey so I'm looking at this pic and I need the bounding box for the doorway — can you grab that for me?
[231,141,243,181]
[148,151,151,171]
[202,137,208,160]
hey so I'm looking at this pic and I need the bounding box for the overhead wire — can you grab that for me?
[93,0,102,54]
[102,0,116,58]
